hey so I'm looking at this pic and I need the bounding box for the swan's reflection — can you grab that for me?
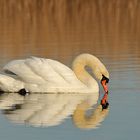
[0,92,109,129]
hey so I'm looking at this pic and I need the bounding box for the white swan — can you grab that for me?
[0,54,109,94]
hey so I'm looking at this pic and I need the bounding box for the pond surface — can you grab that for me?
[0,0,140,140]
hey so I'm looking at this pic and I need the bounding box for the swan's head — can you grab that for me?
[101,74,109,92]
[93,62,109,93]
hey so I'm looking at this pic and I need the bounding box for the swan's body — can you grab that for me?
[0,54,109,93]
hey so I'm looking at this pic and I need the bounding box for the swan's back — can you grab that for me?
[3,57,85,88]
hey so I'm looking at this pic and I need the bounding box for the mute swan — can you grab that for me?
[0,92,109,129]
[0,54,109,107]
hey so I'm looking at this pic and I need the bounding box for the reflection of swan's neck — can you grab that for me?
[72,54,100,89]
[73,101,109,129]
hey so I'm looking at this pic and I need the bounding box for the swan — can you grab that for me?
[0,54,109,107]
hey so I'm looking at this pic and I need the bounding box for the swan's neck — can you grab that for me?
[72,54,100,89]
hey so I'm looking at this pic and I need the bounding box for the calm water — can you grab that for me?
[0,0,140,140]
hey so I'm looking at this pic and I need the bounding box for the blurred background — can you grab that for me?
[0,0,139,64]
[0,0,140,140]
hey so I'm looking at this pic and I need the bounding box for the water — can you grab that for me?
[0,0,140,140]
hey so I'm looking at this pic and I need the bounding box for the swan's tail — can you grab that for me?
[0,74,24,92]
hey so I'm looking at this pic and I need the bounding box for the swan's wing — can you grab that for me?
[24,57,82,85]
[24,57,69,85]
[43,59,82,84]
[3,57,80,86]
[3,59,45,84]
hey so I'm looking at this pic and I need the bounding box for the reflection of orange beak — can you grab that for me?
[101,80,108,93]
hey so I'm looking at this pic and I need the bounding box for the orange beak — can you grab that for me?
[101,80,108,93]
[101,77,109,109]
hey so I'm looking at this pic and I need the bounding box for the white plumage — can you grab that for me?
[0,54,109,93]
